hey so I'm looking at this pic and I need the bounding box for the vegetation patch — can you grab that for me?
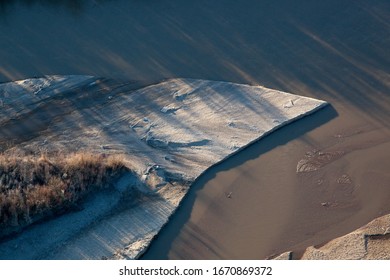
[0,152,126,235]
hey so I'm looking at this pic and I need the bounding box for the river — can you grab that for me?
[1,0,389,259]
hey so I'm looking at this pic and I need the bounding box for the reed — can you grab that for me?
[0,152,126,230]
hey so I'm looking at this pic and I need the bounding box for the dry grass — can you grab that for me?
[0,152,126,231]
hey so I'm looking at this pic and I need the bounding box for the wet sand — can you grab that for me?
[1,0,389,259]
[143,107,390,259]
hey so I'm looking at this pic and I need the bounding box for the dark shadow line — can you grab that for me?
[141,104,338,259]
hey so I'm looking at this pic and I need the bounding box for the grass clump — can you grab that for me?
[0,152,126,233]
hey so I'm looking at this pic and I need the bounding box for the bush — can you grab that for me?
[0,152,126,231]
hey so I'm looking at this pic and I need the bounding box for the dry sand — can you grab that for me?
[1,0,389,259]
[0,76,326,259]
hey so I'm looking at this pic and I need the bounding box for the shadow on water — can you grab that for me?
[0,0,388,126]
[141,105,338,259]
[0,0,108,15]
[0,0,389,259]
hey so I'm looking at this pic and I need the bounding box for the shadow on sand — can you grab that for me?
[141,105,338,259]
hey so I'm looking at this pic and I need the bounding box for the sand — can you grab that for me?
[0,76,326,259]
[1,0,389,259]
[274,213,390,260]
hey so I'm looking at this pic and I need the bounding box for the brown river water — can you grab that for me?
[0,0,389,259]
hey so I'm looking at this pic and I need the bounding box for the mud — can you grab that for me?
[1,0,389,259]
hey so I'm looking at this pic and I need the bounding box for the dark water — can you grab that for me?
[1,0,389,259]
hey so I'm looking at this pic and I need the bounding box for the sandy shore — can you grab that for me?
[0,76,326,259]
[1,0,389,259]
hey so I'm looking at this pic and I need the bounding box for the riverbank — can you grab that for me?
[0,76,326,259]
[1,0,389,259]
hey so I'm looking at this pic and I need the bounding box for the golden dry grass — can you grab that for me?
[0,152,126,230]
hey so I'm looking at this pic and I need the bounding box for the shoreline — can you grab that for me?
[142,100,390,259]
[0,76,327,259]
[1,0,389,260]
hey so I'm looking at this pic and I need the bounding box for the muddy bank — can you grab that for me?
[0,76,326,259]
[142,99,390,260]
[1,0,389,259]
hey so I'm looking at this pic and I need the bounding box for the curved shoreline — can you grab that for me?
[0,76,326,259]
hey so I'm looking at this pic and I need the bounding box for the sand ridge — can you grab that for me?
[0,76,327,259]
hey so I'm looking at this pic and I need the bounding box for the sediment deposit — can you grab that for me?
[0,76,326,259]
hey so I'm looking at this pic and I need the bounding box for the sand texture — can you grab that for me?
[0,76,327,259]
[275,213,390,260]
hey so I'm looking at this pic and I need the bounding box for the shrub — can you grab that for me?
[0,152,126,232]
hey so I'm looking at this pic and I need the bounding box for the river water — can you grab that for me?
[1,0,389,259]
